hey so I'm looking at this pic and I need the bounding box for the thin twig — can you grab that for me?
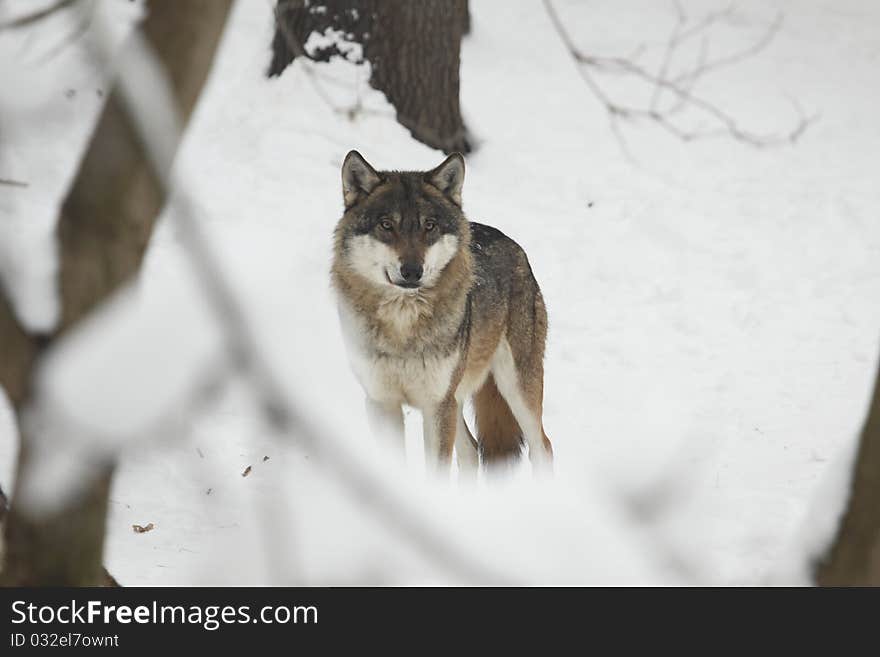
[0,178,29,188]
[670,12,783,88]
[650,1,687,112]
[543,0,816,150]
[666,35,709,116]
[586,52,816,146]
[674,2,736,44]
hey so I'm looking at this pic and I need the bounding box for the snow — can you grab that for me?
[304,28,365,62]
[1,0,879,584]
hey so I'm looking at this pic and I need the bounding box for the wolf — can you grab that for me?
[331,150,553,474]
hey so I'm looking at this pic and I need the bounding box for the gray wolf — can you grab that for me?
[331,150,553,474]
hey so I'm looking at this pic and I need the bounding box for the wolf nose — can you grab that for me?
[400,262,423,283]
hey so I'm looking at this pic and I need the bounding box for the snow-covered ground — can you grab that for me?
[1,0,879,585]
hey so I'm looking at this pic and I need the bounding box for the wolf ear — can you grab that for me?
[342,150,382,209]
[425,153,465,206]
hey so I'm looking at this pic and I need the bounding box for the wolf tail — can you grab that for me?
[474,374,524,464]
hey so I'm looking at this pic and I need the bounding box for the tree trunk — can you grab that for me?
[814,355,880,586]
[269,0,471,154]
[0,0,233,586]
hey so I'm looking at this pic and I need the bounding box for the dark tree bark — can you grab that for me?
[0,0,233,586]
[462,0,471,35]
[268,0,472,154]
[814,356,880,586]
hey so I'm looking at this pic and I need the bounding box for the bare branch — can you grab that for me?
[649,1,687,112]
[674,2,736,44]
[665,35,709,116]
[543,0,817,151]
[670,12,784,89]
[586,52,817,146]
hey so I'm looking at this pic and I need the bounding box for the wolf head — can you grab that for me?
[334,151,468,292]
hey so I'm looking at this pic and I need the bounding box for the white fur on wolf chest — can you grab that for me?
[337,299,458,407]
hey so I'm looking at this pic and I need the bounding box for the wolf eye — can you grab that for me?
[424,219,437,232]
[379,219,394,231]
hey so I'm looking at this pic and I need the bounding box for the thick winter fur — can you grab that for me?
[331,150,553,474]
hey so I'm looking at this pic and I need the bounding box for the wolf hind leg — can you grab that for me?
[490,339,553,473]
[454,403,479,479]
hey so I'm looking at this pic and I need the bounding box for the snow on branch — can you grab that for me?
[543,0,818,153]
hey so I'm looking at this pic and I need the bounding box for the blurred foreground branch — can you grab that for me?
[0,0,234,586]
[0,0,79,31]
[5,0,509,585]
[119,48,511,584]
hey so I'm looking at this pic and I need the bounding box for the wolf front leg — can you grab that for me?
[365,398,405,456]
[422,397,458,475]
